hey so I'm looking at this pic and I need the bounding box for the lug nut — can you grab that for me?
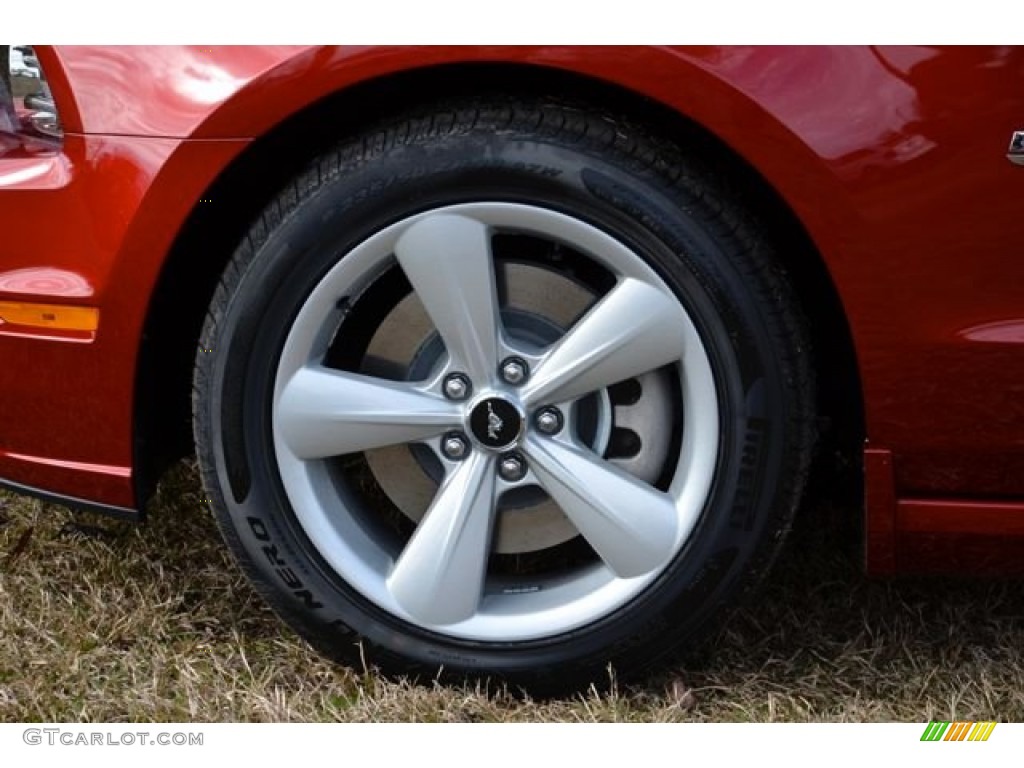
[498,453,527,482]
[534,407,564,435]
[442,432,470,460]
[500,357,529,386]
[443,373,471,401]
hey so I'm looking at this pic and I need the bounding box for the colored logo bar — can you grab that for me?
[921,721,997,741]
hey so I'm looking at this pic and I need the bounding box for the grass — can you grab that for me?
[1,460,1023,722]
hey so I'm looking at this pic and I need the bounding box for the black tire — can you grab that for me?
[193,95,816,694]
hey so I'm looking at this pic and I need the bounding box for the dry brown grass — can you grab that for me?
[1,461,1023,722]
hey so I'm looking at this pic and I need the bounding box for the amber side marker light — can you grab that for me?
[0,301,99,332]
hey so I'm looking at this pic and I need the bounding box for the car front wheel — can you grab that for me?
[193,96,816,693]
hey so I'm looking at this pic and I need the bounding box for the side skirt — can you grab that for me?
[0,476,139,521]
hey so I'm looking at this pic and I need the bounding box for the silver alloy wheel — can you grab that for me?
[271,202,720,641]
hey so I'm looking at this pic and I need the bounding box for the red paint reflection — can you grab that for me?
[960,320,1024,344]
[0,267,93,297]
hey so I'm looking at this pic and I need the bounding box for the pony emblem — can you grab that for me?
[487,402,504,440]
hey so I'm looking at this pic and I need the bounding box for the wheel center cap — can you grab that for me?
[469,397,524,449]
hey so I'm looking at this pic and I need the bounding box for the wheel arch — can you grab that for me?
[133,56,864,509]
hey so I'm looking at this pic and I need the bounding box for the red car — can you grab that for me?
[1,45,1022,692]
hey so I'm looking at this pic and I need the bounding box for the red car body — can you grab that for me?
[1,45,1022,575]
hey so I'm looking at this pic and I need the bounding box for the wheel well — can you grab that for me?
[133,62,864,508]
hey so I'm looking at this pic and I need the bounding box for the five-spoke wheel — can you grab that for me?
[271,205,719,639]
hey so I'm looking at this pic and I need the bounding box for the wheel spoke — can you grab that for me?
[275,366,460,459]
[387,452,497,625]
[523,435,679,578]
[395,214,501,384]
[522,278,688,407]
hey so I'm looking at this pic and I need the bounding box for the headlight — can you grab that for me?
[1,45,63,154]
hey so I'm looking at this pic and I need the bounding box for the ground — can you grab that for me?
[1,461,1022,722]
